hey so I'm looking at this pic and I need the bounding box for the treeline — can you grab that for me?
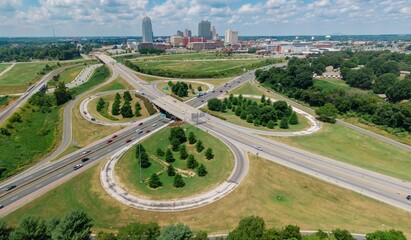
[139,48,165,54]
[0,214,405,240]
[123,59,277,78]
[208,94,298,129]
[256,57,411,133]
[0,44,80,62]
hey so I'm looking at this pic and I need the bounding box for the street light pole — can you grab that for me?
[139,135,142,182]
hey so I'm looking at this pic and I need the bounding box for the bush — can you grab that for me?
[157,148,165,157]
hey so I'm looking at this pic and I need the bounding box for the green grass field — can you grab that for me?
[116,124,234,199]
[0,104,61,180]
[4,154,411,237]
[0,63,51,94]
[270,123,411,182]
[48,65,86,87]
[98,77,133,92]
[132,59,267,78]
[70,65,110,96]
[313,78,352,91]
[230,82,269,96]
[137,53,259,61]
[0,64,12,73]
[0,95,18,107]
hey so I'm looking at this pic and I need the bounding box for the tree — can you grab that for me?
[280,117,289,129]
[134,102,142,117]
[197,164,208,177]
[117,222,160,240]
[158,223,192,240]
[171,82,189,97]
[196,140,204,153]
[267,120,275,129]
[167,165,176,176]
[188,131,197,144]
[207,98,223,111]
[331,229,355,240]
[366,229,406,240]
[315,103,338,123]
[97,98,105,112]
[193,230,208,240]
[373,73,397,94]
[157,148,165,157]
[165,149,175,163]
[0,221,12,240]
[281,225,302,240]
[120,102,133,118]
[111,99,120,115]
[197,86,202,91]
[115,92,121,102]
[261,95,266,104]
[386,79,411,102]
[123,91,132,102]
[139,151,151,168]
[187,154,198,169]
[9,216,49,240]
[173,174,185,188]
[205,148,214,160]
[169,127,187,144]
[289,111,299,125]
[50,210,93,240]
[54,81,72,105]
[179,144,188,160]
[170,137,181,151]
[246,114,254,123]
[227,216,265,240]
[149,173,162,188]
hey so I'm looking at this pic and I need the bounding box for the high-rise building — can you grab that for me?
[198,20,211,40]
[177,30,183,37]
[225,30,238,45]
[184,29,192,37]
[211,26,217,40]
[142,16,153,43]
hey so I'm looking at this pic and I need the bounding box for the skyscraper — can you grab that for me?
[198,20,211,40]
[142,17,153,43]
[211,26,217,40]
[225,30,238,45]
[184,28,192,37]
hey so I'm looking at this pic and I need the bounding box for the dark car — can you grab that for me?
[112,135,118,138]
[138,122,143,126]
[0,204,3,209]
[220,90,223,93]
[407,195,411,200]
[212,90,215,93]
[81,157,90,162]
[146,130,151,133]
[5,185,16,191]
[107,139,113,144]
[126,139,132,143]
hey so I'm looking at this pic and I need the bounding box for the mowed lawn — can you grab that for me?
[138,53,259,61]
[270,123,411,182]
[0,63,49,94]
[48,65,86,87]
[4,155,411,237]
[0,63,12,73]
[157,81,210,101]
[116,124,234,200]
[313,78,353,91]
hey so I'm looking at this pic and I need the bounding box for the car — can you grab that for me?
[83,111,87,114]
[220,90,223,93]
[212,90,215,93]
[255,146,263,151]
[83,150,91,154]
[107,139,113,144]
[407,195,411,200]
[112,135,118,138]
[237,81,240,83]
[126,139,132,143]
[91,118,96,121]
[138,122,143,126]
[146,130,151,133]
[201,99,205,102]
[81,157,90,162]
[5,185,16,191]
[152,123,157,127]
[267,90,270,92]
[73,164,83,170]
[136,129,143,134]
[0,204,3,209]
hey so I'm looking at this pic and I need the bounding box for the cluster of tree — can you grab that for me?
[226,216,406,240]
[169,81,189,97]
[138,94,157,115]
[123,59,278,79]
[256,56,411,133]
[111,91,140,118]
[0,44,80,62]
[139,48,165,55]
[208,94,298,129]
[54,81,72,106]
[0,210,92,240]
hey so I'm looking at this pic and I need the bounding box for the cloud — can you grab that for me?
[238,3,263,14]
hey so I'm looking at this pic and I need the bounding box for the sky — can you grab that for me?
[0,0,410,37]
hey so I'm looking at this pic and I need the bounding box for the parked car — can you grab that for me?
[73,164,83,170]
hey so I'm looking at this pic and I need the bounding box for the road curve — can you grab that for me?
[100,122,248,211]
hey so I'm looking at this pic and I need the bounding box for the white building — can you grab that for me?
[225,30,238,45]
[170,36,184,47]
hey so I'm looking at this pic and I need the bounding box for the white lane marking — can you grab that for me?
[35,184,42,189]
[10,196,18,201]
[57,173,63,177]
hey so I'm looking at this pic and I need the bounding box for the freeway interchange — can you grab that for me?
[1,53,411,216]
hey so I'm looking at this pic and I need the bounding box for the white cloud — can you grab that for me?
[238,3,263,14]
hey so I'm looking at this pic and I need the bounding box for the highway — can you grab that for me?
[1,53,411,216]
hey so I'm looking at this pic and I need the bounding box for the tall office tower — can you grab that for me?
[184,28,192,37]
[211,26,217,39]
[142,16,153,43]
[198,20,211,40]
[177,30,184,37]
[225,29,239,45]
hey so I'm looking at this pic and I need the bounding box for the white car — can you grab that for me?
[255,146,263,151]
[73,164,83,170]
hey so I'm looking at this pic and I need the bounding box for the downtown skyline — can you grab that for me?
[0,0,410,37]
